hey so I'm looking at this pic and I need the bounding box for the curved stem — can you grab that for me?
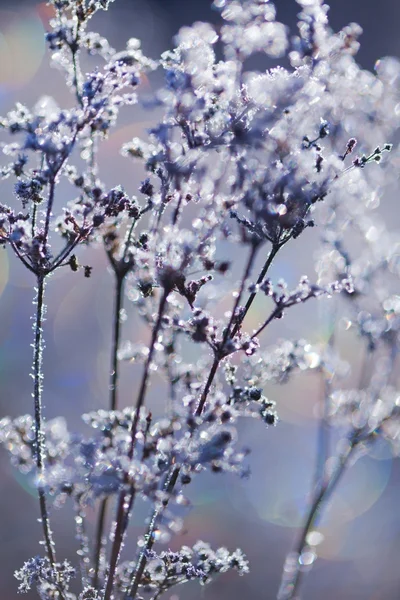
[125,466,180,600]
[43,179,56,251]
[92,498,108,590]
[92,274,125,589]
[231,243,280,338]
[33,276,55,564]
[33,276,66,599]
[110,275,125,412]
[277,442,355,600]
[103,289,170,600]
[195,356,220,417]
[10,241,36,274]
[126,243,280,599]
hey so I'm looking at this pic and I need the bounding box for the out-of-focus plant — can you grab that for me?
[0,0,399,598]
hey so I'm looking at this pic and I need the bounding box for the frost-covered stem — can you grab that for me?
[93,499,107,590]
[93,273,125,589]
[277,441,355,600]
[32,276,59,579]
[31,204,37,239]
[10,241,36,274]
[196,356,220,417]
[128,244,270,597]
[225,241,259,340]
[231,242,280,338]
[110,274,125,412]
[313,374,331,497]
[127,288,170,460]
[197,242,260,416]
[251,308,279,339]
[74,497,91,588]
[51,236,83,272]
[43,178,56,251]
[126,465,180,600]
[103,289,170,600]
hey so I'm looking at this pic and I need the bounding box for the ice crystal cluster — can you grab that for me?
[0,0,399,598]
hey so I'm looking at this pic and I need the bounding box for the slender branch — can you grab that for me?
[231,242,280,338]
[127,289,170,461]
[250,307,280,339]
[110,275,125,412]
[33,276,66,600]
[92,273,125,589]
[125,465,180,600]
[10,241,36,274]
[313,373,331,496]
[224,241,259,341]
[126,243,277,599]
[33,276,55,564]
[313,318,336,495]
[196,242,260,416]
[195,356,220,417]
[74,496,91,588]
[92,497,108,590]
[31,204,37,239]
[50,236,82,272]
[277,441,355,600]
[43,178,56,251]
[103,289,170,600]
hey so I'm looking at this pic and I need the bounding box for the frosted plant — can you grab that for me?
[0,0,399,599]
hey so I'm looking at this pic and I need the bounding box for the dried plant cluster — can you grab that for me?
[0,0,399,598]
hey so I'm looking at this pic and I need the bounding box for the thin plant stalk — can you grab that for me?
[33,276,56,566]
[33,276,66,600]
[93,213,142,590]
[125,465,180,600]
[103,289,170,600]
[92,273,125,589]
[230,242,280,338]
[277,441,355,600]
[127,242,281,599]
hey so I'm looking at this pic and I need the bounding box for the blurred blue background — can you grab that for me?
[0,1,400,599]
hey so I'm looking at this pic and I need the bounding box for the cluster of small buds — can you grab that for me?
[116,542,248,595]
[328,386,400,449]
[79,587,100,600]
[0,415,70,474]
[243,339,348,388]
[228,385,278,426]
[14,556,75,594]
[352,143,393,168]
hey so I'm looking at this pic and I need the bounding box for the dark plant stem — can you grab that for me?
[313,374,331,498]
[224,241,259,340]
[125,465,180,600]
[196,241,260,416]
[110,275,125,412]
[33,276,55,564]
[33,275,66,599]
[10,241,36,274]
[127,289,170,461]
[31,204,37,239]
[43,179,56,250]
[103,289,170,600]
[93,499,108,590]
[277,441,355,600]
[195,356,220,417]
[127,243,280,599]
[231,242,280,338]
[250,307,280,339]
[51,236,82,272]
[74,495,90,588]
[93,273,125,589]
